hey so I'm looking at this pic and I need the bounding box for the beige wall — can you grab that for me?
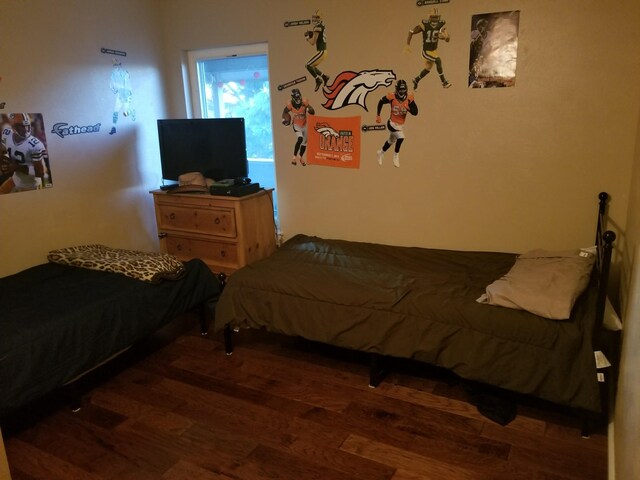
[157,0,638,255]
[614,94,640,478]
[0,0,167,276]
[1,0,638,271]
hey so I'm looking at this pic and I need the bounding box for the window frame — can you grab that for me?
[186,43,269,119]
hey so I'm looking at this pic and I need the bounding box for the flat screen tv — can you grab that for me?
[157,118,248,182]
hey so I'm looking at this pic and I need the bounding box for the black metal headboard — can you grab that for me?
[594,192,616,333]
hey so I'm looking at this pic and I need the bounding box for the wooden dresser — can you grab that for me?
[151,189,276,274]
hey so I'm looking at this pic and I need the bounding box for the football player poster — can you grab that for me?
[0,113,53,194]
[306,115,361,168]
[468,11,520,88]
[109,59,136,135]
[282,88,316,166]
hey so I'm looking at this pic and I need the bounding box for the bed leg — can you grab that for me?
[70,399,82,413]
[62,383,82,413]
[199,299,213,336]
[581,408,608,439]
[224,323,234,355]
[369,353,386,388]
[217,272,227,291]
[581,413,591,438]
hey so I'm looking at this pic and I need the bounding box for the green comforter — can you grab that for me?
[215,234,601,412]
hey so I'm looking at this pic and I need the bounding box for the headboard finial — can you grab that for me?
[598,192,609,215]
[603,230,616,245]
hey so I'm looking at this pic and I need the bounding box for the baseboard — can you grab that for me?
[0,427,11,480]
[608,416,615,479]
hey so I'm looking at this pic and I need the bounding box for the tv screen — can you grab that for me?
[157,118,248,182]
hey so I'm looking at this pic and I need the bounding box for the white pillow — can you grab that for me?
[477,248,595,320]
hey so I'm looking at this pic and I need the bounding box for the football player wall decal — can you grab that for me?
[405,7,452,90]
[282,88,315,166]
[304,9,330,92]
[375,80,418,168]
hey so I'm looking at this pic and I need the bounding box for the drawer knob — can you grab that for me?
[214,217,221,225]
[169,213,176,220]
[221,250,226,258]
[158,232,167,239]
[176,244,183,251]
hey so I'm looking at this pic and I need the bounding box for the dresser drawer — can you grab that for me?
[157,204,236,238]
[164,235,239,267]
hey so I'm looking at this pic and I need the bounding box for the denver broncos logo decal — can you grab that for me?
[314,122,339,138]
[322,70,396,111]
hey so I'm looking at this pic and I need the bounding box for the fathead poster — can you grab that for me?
[0,113,53,194]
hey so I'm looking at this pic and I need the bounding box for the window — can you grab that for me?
[187,43,278,221]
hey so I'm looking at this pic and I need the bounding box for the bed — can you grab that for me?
[0,249,221,417]
[214,193,617,430]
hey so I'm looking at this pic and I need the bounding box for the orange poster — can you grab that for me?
[306,115,360,168]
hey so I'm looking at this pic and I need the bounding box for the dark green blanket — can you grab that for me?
[215,234,601,412]
[0,258,220,415]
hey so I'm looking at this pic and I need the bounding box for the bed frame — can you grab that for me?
[588,192,618,434]
[218,192,617,436]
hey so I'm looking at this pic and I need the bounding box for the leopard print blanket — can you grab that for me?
[47,244,186,284]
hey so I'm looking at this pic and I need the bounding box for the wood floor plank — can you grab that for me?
[14,422,137,480]
[6,439,104,480]
[48,408,180,477]
[222,340,373,389]
[508,442,607,480]
[89,389,193,436]
[101,368,187,412]
[286,437,396,480]
[161,459,233,479]
[342,401,512,463]
[169,352,353,412]
[137,356,315,417]
[543,420,607,450]
[152,375,349,450]
[22,409,162,480]
[481,421,607,462]
[340,434,480,480]
[230,443,365,480]
[371,382,486,420]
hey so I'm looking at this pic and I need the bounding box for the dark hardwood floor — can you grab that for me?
[3,312,608,479]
